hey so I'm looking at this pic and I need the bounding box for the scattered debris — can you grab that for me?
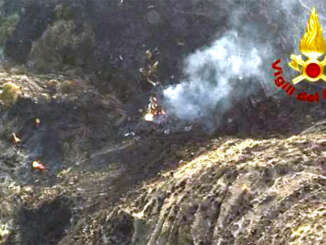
[124,131,136,137]
[146,77,158,87]
[145,49,152,60]
[31,160,46,171]
[152,61,159,70]
[0,223,10,243]
[11,133,21,144]
[184,125,192,132]
[164,129,170,135]
[57,167,72,178]
[144,95,167,122]
[140,49,160,87]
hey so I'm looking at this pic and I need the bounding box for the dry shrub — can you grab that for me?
[0,82,21,108]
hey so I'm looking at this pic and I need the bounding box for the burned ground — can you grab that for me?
[1,0,326,244]
[5,197,72,245]
[0,66,325,245]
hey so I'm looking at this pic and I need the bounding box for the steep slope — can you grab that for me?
[0,65,325,244]
[1,1,326,244]
[69,131,326,245]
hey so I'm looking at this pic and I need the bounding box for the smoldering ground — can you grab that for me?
[163,0,326,131]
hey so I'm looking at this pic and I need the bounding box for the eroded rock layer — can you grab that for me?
[82,133,326,245]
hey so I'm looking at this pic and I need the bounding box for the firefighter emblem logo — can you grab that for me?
[288,7,326,84]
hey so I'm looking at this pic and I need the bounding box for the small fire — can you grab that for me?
[35,118,40,128]
[32,160,46,171]
[144,113,154,121]
[143,96,167,122]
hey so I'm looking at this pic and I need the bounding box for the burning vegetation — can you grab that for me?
[144,95,167,122]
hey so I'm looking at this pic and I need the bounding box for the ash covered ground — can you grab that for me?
[1,0,326,245]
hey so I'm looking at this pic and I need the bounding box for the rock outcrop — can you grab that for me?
[76,133,326,245]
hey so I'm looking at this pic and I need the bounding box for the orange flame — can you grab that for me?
[35,118,40,128]
[32,160,46,171]
[144,112,154,121]
[143,96,167,121]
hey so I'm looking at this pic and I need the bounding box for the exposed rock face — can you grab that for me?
[83,134,326,245]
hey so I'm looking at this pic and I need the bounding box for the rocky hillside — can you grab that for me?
[99,132,326,245]
[0,64,324,245]
[1,88,326,245]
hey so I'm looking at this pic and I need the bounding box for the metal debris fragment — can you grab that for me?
[145,50,152,60]
[152,61,159,70]
[12,133,21,144]
[124,131,136,137]
[164,129,170,135]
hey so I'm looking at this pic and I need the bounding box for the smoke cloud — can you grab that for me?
[163,31,263,121]
[163,0,326,129]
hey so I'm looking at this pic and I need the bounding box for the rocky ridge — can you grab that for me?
[82,131,326,245]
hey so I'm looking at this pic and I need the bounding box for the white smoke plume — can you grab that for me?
[163,0,326,129]
[163,31,263,121]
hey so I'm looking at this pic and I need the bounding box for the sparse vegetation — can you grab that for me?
[0,82,21,108]
[28,20,95,73]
